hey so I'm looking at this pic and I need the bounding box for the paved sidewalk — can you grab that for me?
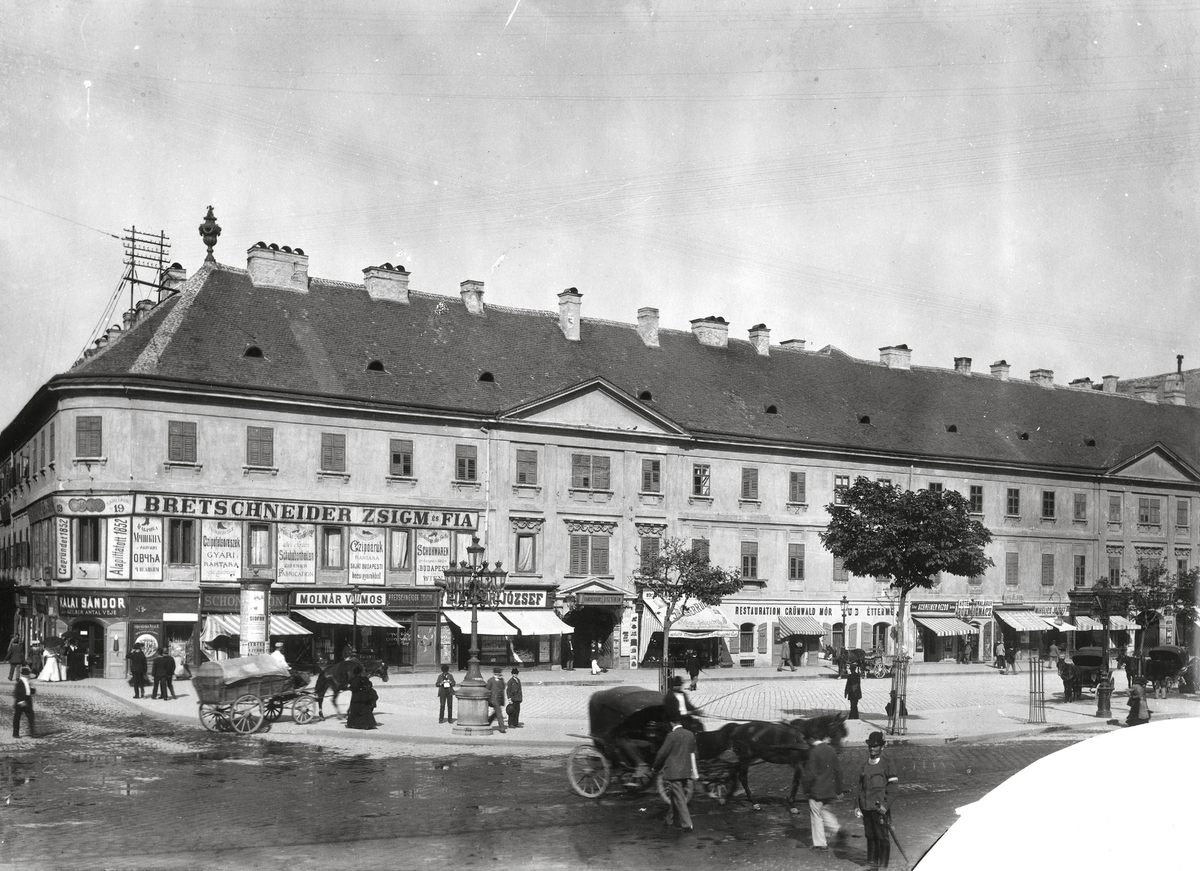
[19,658,1199,756]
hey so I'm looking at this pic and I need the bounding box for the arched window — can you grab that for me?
[739,622,755,654]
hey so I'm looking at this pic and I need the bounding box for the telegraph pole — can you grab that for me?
[120,226,171,311]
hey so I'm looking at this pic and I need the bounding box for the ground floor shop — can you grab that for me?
[715,598,899,669]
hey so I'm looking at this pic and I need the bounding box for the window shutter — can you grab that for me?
[741,468,758,500]
[1041,553,1055,584]
[591,535,610,575]
[1006,552,1019,585]
[569,534,588,574]
[76,416,102,457]
[516,449,538,485]
[247,427,273,467]
[790,471,806,503]
[593,456,610,490]
[571,454,588,488]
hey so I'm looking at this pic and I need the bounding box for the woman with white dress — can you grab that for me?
[37,648,65,682]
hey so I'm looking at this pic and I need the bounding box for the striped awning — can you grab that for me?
[640,595,739,639]
[776,615,827,637]
[441,609,515,636]
[293,608,401,628]
[1073,616,1100,631]
[500,609,574,635]
[1042,616,1078,632]
[201,614,312,641]
[1108,616,1133,630]
[995,610,1051,632]
[912,615,978,636]
[1071,615,1132,632]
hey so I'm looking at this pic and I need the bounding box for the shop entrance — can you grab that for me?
[566,606,616,669]
[69,619,106,678]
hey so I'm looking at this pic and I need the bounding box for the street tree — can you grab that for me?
[820,477,993,732]
[1122,565,1198,661]
[634,537,743,693]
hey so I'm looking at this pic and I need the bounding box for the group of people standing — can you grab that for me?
[124,643,178,700]
[7,635,92,683]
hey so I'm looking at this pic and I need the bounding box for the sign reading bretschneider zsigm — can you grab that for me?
[133,494,477,530]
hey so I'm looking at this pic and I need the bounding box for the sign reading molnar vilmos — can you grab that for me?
[134,494,477,529]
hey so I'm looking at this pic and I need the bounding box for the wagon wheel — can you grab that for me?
[293,695,320,725]
[872,658,888,679]
[229,694,265,734]
[567,744,612,798]
[655,772,695,804]
[264,696,285,722]
[198,703,228,732]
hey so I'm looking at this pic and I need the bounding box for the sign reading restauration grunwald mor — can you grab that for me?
[134,494,477,530]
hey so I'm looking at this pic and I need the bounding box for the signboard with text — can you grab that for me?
[415,529,451,587]
[131,517,163,580]
[348,526,386,586]
[276,524,316,584]
[106,515,131,580]
[134,493,477,530]
[201,519,242,582]
[55,516,71,578]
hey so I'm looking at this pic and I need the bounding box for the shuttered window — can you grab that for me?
[571,454,610,490]
[1006,552,1019,585]
[741,467,759,500]
[168,420,197,463]
[569,534,609,575]
[789,471,806,504]
[1041,553,1055,585]
[455,444,477,481]
[389,439,413,477]
[76,416,102,458]
[320,433,346,472]
[641,458,662,493]
[691,538,710,561]
[515,449,538,485]
[246,426,274,467]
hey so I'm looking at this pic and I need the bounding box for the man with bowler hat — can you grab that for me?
[486,666,507,733]
[126,642,148,698]
[435,664,456,723]
[506,668,523,728]
[856,731,899,869]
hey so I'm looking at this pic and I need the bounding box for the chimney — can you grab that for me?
[460,279,485,315]
[1164,374,1187,405]
[246,242,309,293]
[135,298,154,321]
[879,344,912,370]
[1178,354,1184,374]
[954,356,972,374]
[690,315,730,348]
[779,339,807,351]
[94,334,109,349]
[158,263,187,302]
[557,287,582,341]
[1102,375,1119,393]
[637,307,660,348]
[122,309,137,331]
[749,323,770,356]
[990,360,1011,381]
[362,263,410,304]
[1068,377,1093,390]
[1135,386,1159,403]
[104,325,122,346]
[1030,368,1054,387]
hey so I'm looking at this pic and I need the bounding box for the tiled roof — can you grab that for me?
[64,263,1200,474]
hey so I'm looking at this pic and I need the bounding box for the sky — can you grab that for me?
[1,1,1198,427]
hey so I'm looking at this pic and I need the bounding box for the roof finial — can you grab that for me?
[198,205,222,262]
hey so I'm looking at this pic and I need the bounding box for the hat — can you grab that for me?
[866,731,886,748]
[670,675,684,687]
[493,667,503,674]
[511,668,519,675]
[20,666,31,676]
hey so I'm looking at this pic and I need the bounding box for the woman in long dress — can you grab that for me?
[38,647,65,682]
[345,665,378,730]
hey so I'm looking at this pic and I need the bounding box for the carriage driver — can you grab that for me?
[663,675,704,733]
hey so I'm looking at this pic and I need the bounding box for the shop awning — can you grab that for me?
[1072,616,1100,631]
[996,610,1051,632]
[1042,616,1078,632]
[912,615,978,636]
[640,597,739,639]
[163,612,199,622]
[441,609,516,636]
[776,615,827,637]
[292,609,401,628]
[201,614,312,641]
[1108,616,1133,630]
[500,609,574,635]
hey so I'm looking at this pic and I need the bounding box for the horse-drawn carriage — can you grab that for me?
[193,655,319,734]
[1070,647,1108,692]
[1142,646,1195,694]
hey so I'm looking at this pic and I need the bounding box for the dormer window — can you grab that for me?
[478,372,495,383]
[638,390,653,401]
[244,346,264,359]
[858,415,871,425]
[765,404,779,415]
[1084,437,1096,447]
[1018,431,1030,441]
[946,424,958,433]
[366,360,385,372]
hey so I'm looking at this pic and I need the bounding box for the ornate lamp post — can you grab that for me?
[438,536,508,736]
[838,595,850,677]
[1093,582,1122,719]
[350,585,361,656]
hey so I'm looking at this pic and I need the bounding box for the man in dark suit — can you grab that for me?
[152,648,177,700]
[662,675,703,732]
[126,642,148,698]
[801,732,844,851]
[12,666,35,738]
[506,668,523,728]
[651,720,698,832]
[485,667,507,733]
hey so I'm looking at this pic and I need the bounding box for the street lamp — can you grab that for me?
[1093,582,1123,719]
[839,595,850,676]
[438,536,508,735]
[350,585,361,656]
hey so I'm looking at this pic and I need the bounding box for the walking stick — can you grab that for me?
[880,809,910,868]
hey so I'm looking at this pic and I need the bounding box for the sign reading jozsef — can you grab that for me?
[135,494,477,530]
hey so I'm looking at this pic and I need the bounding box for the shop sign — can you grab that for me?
[733,604,840,617]
[385,590,440,609]
[240,586,268,655]
[54,515,71,578]
[130,621,161,656]
[911,601,956,614]
[30,494,135,521]
[106,516,131,579]
[577,593,623,606]
[348,526,386,586]
[131,517,163,580]
[415,529,451,586]
[497,590,547,608]
[58,594,127,617]
[201,590,289,613]
[201,519,242,581]
[276,524,315,584]
[958,600,995,619]
[134,493,477,530]
[293,590,387,608]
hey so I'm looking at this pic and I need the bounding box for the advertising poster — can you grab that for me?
[201,519,242,582]
[106,515,130,579]
[348,526,386,585]
[131,517,163,580]
[276,523,315,584]
[54,515,71,578]
[239,586,268,656]
[415,529,451,587]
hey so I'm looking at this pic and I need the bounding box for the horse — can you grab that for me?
[313,657,389,717]
[695,711,848,810]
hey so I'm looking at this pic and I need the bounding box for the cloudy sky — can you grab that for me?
[1,1,1197,426]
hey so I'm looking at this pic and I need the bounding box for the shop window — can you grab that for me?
[76,517,100,563]
[168,420,197,464]
[246,426,274,467]
[249,523,272,567]
[515,532,537,573]
[321,526,344,569]
[320,432,346,473]
[76,415,102,458]
[389,439,413,477]
[168,518,195,565]
[569,533,610,575]
[389,529,412,570]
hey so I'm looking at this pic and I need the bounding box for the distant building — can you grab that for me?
[1,211,1195,675]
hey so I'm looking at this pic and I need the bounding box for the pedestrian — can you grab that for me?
[590,641,607,675]
[884,690,908,720]
[778,646,797,672]
[435,664,456,723]
[562,635,575,670]
[126,642,148,699]
[270,642,289,670]
[650,718,699,833]
[6,636,25,680]
[844,663,863,719]
[28,642,43,677]
[486,666,507,733]
[663,675,703,731]
[1048,642,1059,671]
[994,640,1006,674]
[836,646,848,678]
[855,731,899,870]
[151,647,177,700]
[37,643,64,682]
[685,650,700,691]
[506,668,523,728]
[1006,643,1018,674]
[800,731,844,851]
[345,664,379,730]
[1125,677,1151,727]
[1124,654,1137,689]
[1058,658,1077,702]
[11,666,35,739]
[66,639,87,681]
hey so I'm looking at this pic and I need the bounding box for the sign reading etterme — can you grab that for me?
[134,494,477,530]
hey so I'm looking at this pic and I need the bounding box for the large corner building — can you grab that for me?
[2,212,1196,677]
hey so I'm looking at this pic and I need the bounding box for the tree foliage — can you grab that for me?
[1121,565,1199,652]
[634,537,743,693]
